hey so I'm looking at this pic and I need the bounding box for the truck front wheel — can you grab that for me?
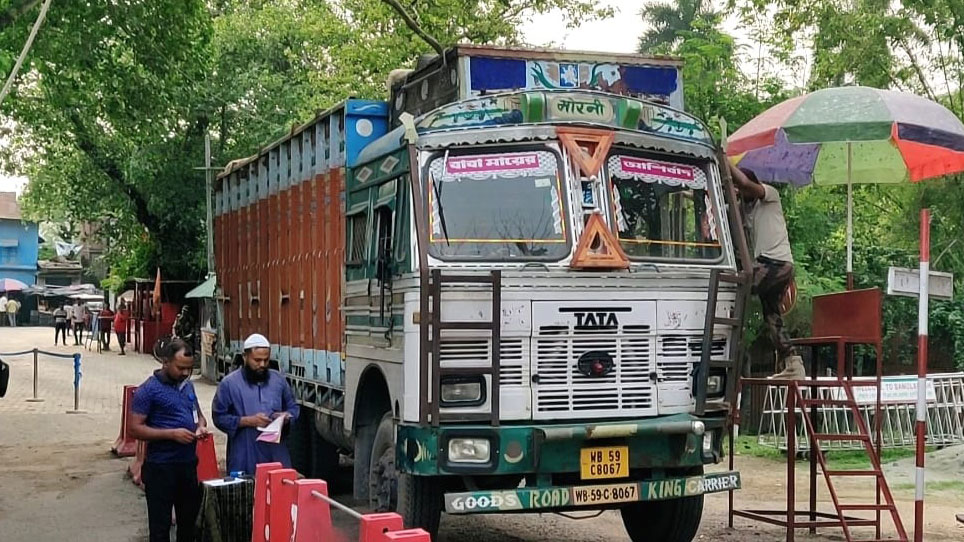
[620,468,704,542]
[368,413,442,535]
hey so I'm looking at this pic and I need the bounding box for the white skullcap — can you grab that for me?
[243,333,270,350]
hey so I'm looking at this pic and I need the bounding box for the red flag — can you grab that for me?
[151,268,161,317]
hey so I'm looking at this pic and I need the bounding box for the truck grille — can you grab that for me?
[437,337,526,386]
[533,324,656,419]
[656,335,727,383]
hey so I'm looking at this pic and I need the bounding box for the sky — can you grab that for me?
[521,0,643,53]
[0,174,26,195]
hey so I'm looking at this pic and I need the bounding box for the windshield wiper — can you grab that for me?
[432,177,451,246]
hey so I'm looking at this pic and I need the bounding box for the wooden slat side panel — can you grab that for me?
[291,181,303,359]
[330,168,346,353]
[280,188,292,348]
[268,192,280,346]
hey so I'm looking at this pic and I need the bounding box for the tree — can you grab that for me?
[638,0,720,53]
[736,0,964,370]
[639,2,789,137]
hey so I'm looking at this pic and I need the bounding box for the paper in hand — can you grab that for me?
[256,413,287,444]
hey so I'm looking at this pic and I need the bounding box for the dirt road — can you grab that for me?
[1,327,962,541]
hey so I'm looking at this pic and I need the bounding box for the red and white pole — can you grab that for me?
[914,208,930,542]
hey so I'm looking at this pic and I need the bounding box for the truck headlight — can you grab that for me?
[440,376,485,406]
[707,374,724,396]
[448,438,491,463]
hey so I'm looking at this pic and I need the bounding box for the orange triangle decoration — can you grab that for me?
[571,213,629,270]
[557,127,614,178]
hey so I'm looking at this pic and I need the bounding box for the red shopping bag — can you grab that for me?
[196,435,221,481]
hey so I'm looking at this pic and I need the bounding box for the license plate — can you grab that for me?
[571,483,639,506]
[580,446,629,480]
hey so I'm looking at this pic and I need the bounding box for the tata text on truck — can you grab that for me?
[212,45,749,542]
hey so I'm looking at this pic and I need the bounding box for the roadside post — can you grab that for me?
[27,348,43,402]
[66,353,85,414]
[886,209,956,542]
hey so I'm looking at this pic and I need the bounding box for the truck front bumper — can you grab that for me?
[396,413,727,476]
[443,470,741,514]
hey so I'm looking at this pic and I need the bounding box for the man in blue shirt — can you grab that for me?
[212,333,299,475]
[130,338,209,542]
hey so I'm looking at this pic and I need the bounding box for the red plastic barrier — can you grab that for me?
[252,462,432,542]
[127,440,146,488]
[359,513,404,542]
[267,469,298,542]
[293,479,332,542]
[384,530,432,542]
[252,462,283,542]
[196,435,220,482]
[111,385,138,457]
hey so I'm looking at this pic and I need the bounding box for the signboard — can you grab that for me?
[201,329,216,357]
[830,376,937,405]
[887,267,953,300]
[445,152,540,175]
[607,155,707,190]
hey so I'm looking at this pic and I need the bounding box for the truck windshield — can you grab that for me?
[425,149,569,260]
[608,154,723,261]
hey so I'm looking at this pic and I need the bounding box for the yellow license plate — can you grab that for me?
[580,446,629,480]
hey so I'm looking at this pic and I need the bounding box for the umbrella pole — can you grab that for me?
[847,142,854,290]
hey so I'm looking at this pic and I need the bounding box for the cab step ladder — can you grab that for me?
[421,269,502,427]
[695,149,754,416]
[792,381,908,542]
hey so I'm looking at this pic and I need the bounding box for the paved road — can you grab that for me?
[0,326,220,542]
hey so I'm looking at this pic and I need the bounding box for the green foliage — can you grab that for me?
[645,1,964,370]
[638,0,720,53]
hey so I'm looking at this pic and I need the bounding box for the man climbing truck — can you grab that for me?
[212,45,747,542]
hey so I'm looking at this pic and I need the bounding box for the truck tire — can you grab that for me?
[369,413,443,535]
[620,468,704,542]
[398,471,443,536]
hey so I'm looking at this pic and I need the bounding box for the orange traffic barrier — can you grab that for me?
[196,435,221,482]
[111,385,138,457]
[252,462,284,542]
[127,439,146,488]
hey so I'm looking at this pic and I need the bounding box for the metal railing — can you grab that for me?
[757,372,964,451]
[0,348,85,413]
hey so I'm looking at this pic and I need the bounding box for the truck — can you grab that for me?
[211,45,750,542]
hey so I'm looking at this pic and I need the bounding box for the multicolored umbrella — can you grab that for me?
[0,278,28,292]
[726,86,964,283]
[728,86,964,185]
